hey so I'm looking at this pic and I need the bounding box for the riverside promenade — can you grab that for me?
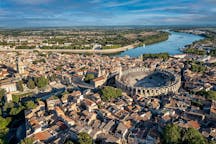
[0,43,139,54]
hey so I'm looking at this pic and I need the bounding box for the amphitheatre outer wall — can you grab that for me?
[115,67,181,97]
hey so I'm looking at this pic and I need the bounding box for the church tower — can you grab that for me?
[16,57,25,74]
[98,66,102,77]
[119,65,122,79]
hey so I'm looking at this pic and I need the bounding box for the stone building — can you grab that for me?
[116,67,181,97]
[16,57,25,74]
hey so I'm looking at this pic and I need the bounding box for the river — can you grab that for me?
[117,31,204,57]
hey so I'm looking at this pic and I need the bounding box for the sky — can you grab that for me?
[0,0,216,27]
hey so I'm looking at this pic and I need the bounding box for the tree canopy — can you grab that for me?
[84,74,95,83]
[182,128,206,144]
[25,101,36,110]
[78,132,93,144]
[197,90,216,101]
[20,137,34,144]
[34,76,48,88]
[190,63,206,73]
[9,105,24,116]
[100,86,122,101]
[163,124,181,144]
[163,124,209,144]
[27,79,36,89]
[17,81,24,92]
[0,116,11,144]
[0,89,6,103]
[142,52,169,60]
[0,116,11,129]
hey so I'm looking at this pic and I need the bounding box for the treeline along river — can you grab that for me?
[117,31,204,58]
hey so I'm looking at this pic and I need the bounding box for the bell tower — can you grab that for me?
[16,57,25,74]
[98,66,102,77]
[119,65,122,79]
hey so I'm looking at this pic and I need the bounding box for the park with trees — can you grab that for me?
[163,124,215,144]
[100,86,122,101]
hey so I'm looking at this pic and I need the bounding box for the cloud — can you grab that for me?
[0,9,9,16]
[10,0,53,5]
[0,0,216,27]
[130,6,187,13]
[90,0,102,4]
[105,0,141,7]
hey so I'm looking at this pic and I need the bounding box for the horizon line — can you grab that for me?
[1,24,216,30]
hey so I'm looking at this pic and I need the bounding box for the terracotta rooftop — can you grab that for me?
[33,130,52,141]
[187,120,200,129]
[93,76,106,82]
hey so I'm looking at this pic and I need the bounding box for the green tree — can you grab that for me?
[101,86,122,101]
[206,90,216,101]
[209,141,216,144]
[0,116,11,129]
[163,124,181,144]
[12,95,20,103]
[0,89,6,99]
[78,132,93,144]
[0,116,11,144]
[84,74,95,83]
[3,102,14,112]
[142,53,169,60]
[34,76,48,88]
[182,128,206,144]
[27,79,36,89]
[17,81,24,92]
[0,128,9,144]
[64,139,74,144]
[9,105,24,116]
[20,137,34,144]
[0,89,6,105]
[196,90,216,101]
[25,101,36,110]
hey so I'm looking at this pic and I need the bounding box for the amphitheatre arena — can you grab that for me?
[115,67,181,97]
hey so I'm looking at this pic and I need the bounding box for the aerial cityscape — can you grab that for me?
[0,0,216,144]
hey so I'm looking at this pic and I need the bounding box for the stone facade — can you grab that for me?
[115,67,181,97]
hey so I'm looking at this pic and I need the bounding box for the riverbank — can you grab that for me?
[0,31,204,56]
[117,31,204,57]
[137,31,169,46]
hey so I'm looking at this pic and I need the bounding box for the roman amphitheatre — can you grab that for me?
[115,67,181,97]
